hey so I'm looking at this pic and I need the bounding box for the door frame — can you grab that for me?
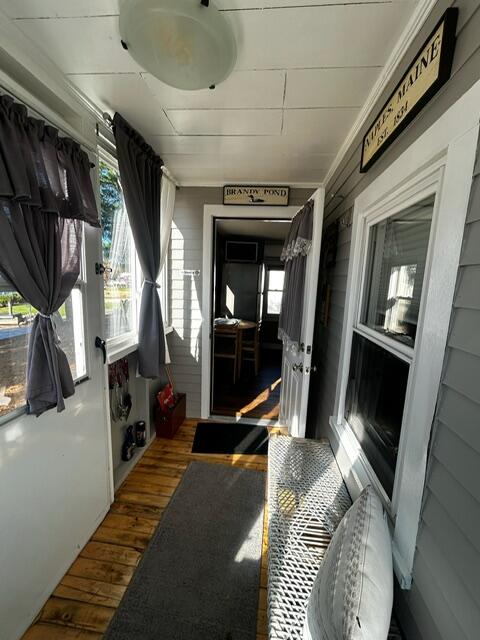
[201,204,301,420]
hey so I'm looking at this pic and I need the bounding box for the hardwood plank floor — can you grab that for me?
[22,419,284,640]
[212,355,281,420]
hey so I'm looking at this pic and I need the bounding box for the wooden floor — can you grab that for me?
[22,419,283,640]
[212,355,282,420]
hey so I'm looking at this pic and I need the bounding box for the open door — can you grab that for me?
[279,187,324,436]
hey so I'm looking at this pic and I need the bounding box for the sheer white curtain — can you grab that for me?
[159,173,176,363]
[107,197,133,339]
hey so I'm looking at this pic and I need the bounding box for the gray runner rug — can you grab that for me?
[104,461,265,640]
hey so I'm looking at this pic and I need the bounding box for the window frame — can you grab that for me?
[343,182,439,511]
[263,265,285,319]
[330,112,479,590]
[98,149,140,357]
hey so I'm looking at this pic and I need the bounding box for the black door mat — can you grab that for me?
[192,422,269,455]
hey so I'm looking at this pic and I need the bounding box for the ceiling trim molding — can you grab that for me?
[173,180,322,188]
[323,0,438,188]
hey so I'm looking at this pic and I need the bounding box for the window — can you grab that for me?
[331,93,478,589]
[345,332,409,497]
[0,276,86,420]
[99,159,137,344]
[343,196,434,499]
[361,200,433,348]
[264,267,285,316]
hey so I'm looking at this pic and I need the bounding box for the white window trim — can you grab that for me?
[330,81,480,590]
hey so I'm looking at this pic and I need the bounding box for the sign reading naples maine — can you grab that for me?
[360,8,458,172]
[224,185,290,206]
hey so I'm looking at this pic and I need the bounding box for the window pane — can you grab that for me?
[267,291,283,315]
[0,288,86,419]
[269,270,284,290]
[345,332,409,497]
[100,162,135,341]
[361,197,434,347]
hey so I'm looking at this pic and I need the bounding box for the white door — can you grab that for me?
[0,195,113,639]
[279,187,324,436]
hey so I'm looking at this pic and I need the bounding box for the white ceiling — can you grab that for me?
[1,0,420,185]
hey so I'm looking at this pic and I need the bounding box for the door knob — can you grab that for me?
[95,336,107,364]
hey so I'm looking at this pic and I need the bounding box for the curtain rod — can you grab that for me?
[102,111,180,189]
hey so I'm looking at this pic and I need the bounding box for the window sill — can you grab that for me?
[107,338,138,364]
[328,416,413,590]
[107,326,174,364]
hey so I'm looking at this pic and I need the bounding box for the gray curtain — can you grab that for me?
[0,94,99,415]
[279,200,314,344]
[113,113,165,378]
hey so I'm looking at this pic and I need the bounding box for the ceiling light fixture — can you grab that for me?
[119,0,237,91]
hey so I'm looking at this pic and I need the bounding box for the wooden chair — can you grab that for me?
[214,324,240,384]
[239,322,260,377]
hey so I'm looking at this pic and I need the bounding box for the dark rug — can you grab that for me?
[104,461,265,640]
[192,422,269,455]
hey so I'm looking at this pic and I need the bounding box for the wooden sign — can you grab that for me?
[360,8,458,172]
[223,185,290,206]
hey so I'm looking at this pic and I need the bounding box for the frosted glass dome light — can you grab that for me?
[119,0,237,90]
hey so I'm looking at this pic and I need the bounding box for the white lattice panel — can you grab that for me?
[267,435,352,639]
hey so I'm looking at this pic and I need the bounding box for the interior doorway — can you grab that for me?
[201,204,300,421]
[211,218,289,420]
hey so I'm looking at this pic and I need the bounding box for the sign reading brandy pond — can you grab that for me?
[360,8,458,172]
[224,185,290,206]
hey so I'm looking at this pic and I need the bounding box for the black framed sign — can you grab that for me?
[360,8,458,173]
[223,185,290,206]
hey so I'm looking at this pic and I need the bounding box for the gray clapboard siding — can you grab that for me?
[306,2,480,638]
[168,186,312,417]
[421,492,480,606]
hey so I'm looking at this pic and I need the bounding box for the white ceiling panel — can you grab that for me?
[14,17,141,73]
[215,0,389,7]
[69,73,175,135]
[142,70,285,110]
[284,67,381,108]
[3,0,419,184]
[1,0,119,19]
[1,1,404,19]
[228,3,413,69]
[162,154,333,184]
[283,108,359,153]
[150,134,334,157]
[166,109,283,136]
